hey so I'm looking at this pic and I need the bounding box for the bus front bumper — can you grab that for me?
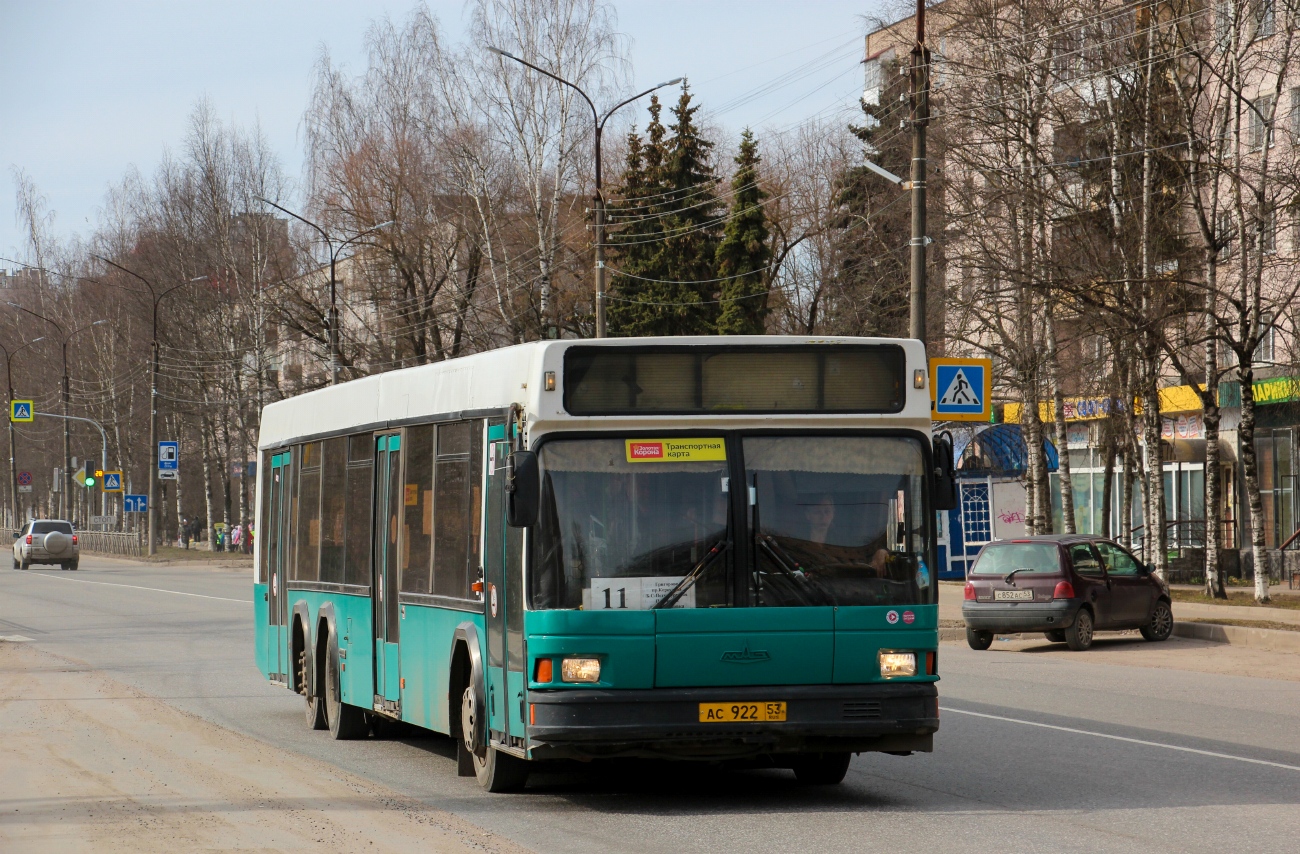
[525,683,938,761]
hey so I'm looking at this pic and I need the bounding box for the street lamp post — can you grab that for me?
[92,257,207,555]
[254,200,393,386]
[0,336,47,527]
[486,46,682,339]
[6,304,108,524]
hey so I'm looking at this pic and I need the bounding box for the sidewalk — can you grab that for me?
[938,581,1300,626]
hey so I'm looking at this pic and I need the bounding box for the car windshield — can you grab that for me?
[529,435,932,610]
[32,521,73,534]
[972,542,1061,575]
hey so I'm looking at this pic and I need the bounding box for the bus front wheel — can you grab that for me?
[791,751,852,785]
[461,686,528,793]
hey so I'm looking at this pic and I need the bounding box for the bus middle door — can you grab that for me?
[372,433,402,711]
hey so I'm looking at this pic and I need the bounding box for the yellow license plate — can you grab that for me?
[699,701,787,723]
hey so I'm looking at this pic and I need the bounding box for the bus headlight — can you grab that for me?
[560,657,601,683]
[879,650,917,678]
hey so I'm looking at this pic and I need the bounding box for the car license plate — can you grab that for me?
[994,589,1034,601]
[699,702,787,722]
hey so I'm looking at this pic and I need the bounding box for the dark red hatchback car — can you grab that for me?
[962,535,1173,651]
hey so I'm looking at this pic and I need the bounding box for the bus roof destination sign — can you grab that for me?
[930,357,992,422]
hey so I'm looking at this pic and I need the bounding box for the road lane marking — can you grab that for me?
[941,706,1300,772]
[22,572,249,604]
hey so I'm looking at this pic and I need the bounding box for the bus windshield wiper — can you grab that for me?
[759,536,834,606]
[653,539,730,609]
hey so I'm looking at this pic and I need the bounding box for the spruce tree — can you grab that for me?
[606,86,723,336]
[715,129,771,335]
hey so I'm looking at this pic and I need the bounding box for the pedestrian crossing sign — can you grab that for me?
[931,358,992,422]
[102,471,124,492]
[9,400,33,422]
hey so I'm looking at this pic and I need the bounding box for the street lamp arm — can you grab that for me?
[598,79,685,132]
[257,197,334,255]
[339,220,395,254]
[93,255,158,301]
[6,301,64,337]
[487,46,598,125]
[159,275,209,305]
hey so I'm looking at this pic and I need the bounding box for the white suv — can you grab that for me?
[13,520,80,570]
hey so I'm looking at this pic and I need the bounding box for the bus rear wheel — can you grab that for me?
[300,647,326,730]
[325,646,367,740]
[461,686,528,793]
[791,751,852,785]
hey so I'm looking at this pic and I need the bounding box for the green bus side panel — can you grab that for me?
[832,605,939,685]
[507,670,527,733]
[287,590,375,707]
[525,610,655,690]
[653,607,833,688]
[397,604,484,735]
[254,583,270,678]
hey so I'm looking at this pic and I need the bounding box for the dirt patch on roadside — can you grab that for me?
[0,642,531,854]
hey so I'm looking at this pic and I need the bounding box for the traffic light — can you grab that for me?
[81,462,95,488]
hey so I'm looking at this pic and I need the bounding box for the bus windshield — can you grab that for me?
[530,435,931,610]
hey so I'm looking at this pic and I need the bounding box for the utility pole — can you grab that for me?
[909,0,931,348]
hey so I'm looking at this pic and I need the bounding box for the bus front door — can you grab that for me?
[483,427,526,746]
[265,451,292,682]
[373,433,402,709]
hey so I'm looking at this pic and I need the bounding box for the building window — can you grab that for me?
[1292,87,1300,138]
[1261,206,1277,254]
[1215,1,1234,49]
[1257,0,1276,38]
[1254,311,1276,364]
[1218,210,1235,257]
[1250,94,1275,150]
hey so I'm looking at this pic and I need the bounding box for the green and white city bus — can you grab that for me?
[254,336,955,791]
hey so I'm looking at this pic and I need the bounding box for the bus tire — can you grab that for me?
[792,751,852,785]
[461,686,528,792]
[325,645,367,740]
[301,645,326,730]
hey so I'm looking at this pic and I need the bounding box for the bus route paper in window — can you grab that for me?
[625,438,726,463]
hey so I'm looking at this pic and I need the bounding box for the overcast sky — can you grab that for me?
[0,0,889,260]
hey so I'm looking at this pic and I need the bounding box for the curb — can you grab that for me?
[1173,621,1300,654]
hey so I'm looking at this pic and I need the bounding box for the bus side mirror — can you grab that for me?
[932,435,958,511]
[506,450,539,528]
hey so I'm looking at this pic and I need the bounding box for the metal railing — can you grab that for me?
[2,526,143,558]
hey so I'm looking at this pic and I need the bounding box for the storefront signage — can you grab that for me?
[1162,413,1204,440]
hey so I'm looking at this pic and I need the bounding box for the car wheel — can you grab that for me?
[324,645,368,740]
[19,558,29,571]
[1044,630,1066,643]
[792,752,852,785]
[1065,609,1094,651]
[966,627,994,650]
[11,556,17,570]
[1140,600,1174,642]
[69,561,78,571]
[463,686,529,792]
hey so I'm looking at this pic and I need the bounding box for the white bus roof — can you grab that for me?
[257,336,931,450]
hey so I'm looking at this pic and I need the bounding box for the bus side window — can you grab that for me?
[401,426,434,595]
[320,437,347,584]
[345,435,374,587]
[295,442,322,583]
[433,421,473,599]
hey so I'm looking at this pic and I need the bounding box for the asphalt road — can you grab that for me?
[2,556,1297,854]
